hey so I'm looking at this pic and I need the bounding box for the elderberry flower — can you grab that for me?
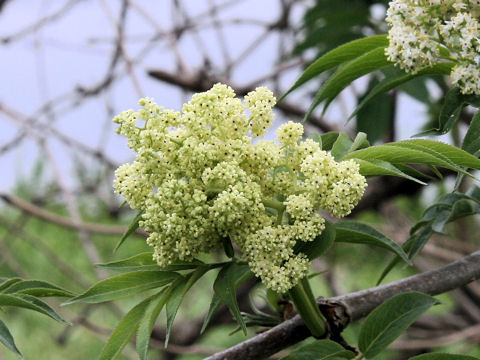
[276,121,304,147]
[245,87,276,137]
[386,0,480,94]
[113,83,366,293]
[451,63,480,94]
[245,226,310,293]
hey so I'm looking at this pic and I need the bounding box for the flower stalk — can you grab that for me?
[288,277,326,338]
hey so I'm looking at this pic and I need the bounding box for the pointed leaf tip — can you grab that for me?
[114,211,143,253]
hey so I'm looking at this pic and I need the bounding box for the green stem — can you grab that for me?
[205,186,224,199]
[261,199,286,225]
[262,199,286,212]
[288,277,327,338]
[170,138,183,146]
[276,208,285,225]
[353,353,365,360]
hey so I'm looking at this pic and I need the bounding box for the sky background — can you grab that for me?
[0,0,432,192]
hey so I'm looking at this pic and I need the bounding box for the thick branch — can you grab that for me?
[206,250,480,360]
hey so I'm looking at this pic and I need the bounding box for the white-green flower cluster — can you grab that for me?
[113,84,366,293]
[386,0,480,94]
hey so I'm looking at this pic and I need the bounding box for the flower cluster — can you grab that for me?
[386,0,480,94]
[113,84,366,293]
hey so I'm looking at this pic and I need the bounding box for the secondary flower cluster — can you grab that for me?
[113,84,366,293]
[386,0,480,94]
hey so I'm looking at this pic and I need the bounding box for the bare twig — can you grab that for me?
[0,0,84,44]
[0,214,97,289]
[0,193,148,237]
[0,130,26,155]
[147,68,336,132]
[391,323,480,350]
[98,0,144,98]
[0,102,118,168]
[0,213,31,277]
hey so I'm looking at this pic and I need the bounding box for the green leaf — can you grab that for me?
[413,192,480,235]
[294,220,336,260]
[266,288,282,313]
[331,133,353,161]
[310,133,323,148]
[0,278,22,292]
[418,87,480,136]
[98,293,157,360]
[355,159,426,185]
[292,1,373,57]
[114,211,143,252]
[352,63,454,119]
[468,186,480,202]
[387,140,480,170]
[2,280,73,297]
[344,141,475,176]
[349,132,370,152]
[96,253,202,272]
[64,271,180,305]
[0,319,22,359]
[432,87,465,135]
[406,227,435,261]
[200,293,222,334]
[281,35,388,100]
[165,266,209,346]
[221,236,235,258]
[377,256,402,285]
[374,190,478,284]
[319,132,341,151]
[305,47,391,119]
[136,288,170,360]
[394,164,438,182]
[409,354,480,360]
[280,339,355,360]
[396,194,480,273]
[449,199,480,222]
[425,196,480,233]
[335,221,411,264]
[358,292,439,358]
[377,226,433,285]
[213,263,253,335]
[0,294,70,324]
[14,288,73,298]
[462,111,480,156]
[97,253,157,270]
